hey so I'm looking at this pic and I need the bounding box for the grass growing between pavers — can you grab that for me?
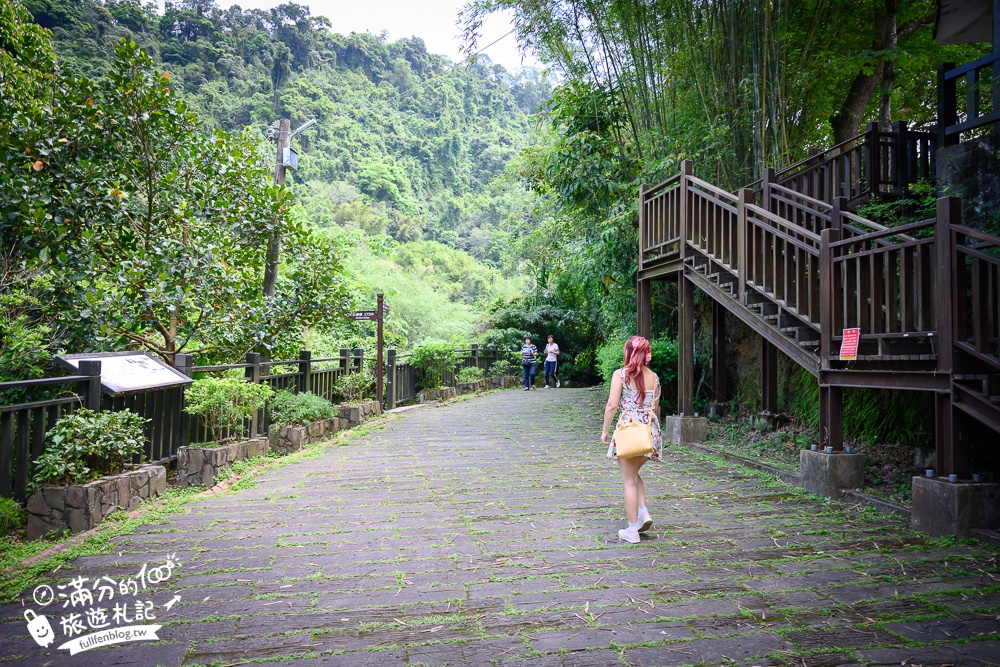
[0,416,398,604]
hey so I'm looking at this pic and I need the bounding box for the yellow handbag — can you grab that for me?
[613,420,653,458]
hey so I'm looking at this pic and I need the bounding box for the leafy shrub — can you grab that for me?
[0,496,25,532]
[270,390,336,426]
[597,337,678,386]
[487,358,514,378]
[31,409,146,490]
[184,373,274,444]
[333,371,375,404]
[456,366,485,383]
[411,342,460,390]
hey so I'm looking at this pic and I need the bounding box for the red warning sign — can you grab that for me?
[839,328,860,361]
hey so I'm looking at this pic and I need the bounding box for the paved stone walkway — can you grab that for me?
[2,389,999,666]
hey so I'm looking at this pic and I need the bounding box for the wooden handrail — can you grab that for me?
[745,203,822,245]
[644,173,681,198]
[769,182,832,211]
[829,218,934,248]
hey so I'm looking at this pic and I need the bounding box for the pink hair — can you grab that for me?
[622,336,651,403]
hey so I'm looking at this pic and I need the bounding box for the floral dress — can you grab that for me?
[606,369,663,462]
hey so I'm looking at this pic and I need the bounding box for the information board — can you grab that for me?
[839,328,861,361]
[58,352,193,396]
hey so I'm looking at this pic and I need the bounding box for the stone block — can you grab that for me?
[26,489,48,515]
[662,415,709,446]
[42,486,65,511]
[911,476,1000,537]
[800,449,864,499]
[150,466,167,495]
[64,485,94,509]
[65,507,92,533]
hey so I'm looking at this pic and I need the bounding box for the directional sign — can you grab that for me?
[347,311,378,321]
[839,328,860,361]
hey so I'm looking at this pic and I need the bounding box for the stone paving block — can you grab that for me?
[855,640,1000,666]
[884,613,1000,641]
[625,632,794,667]
[6,389,1000,666]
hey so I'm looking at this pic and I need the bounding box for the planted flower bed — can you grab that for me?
[24,408,165,539]
[178,374,273,487]
[268,390,340,454]
[175,437,268,487]
[28,464,166,539]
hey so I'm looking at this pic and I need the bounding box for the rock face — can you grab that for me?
[418,387,457,403]
[26,465,167,540]
[176,437,268,487]
[269,417,340,454]
[337,400,381,429]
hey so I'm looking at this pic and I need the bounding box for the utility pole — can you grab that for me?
[264,118,290,298]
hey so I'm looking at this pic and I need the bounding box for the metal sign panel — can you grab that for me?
[347,310,378,321]
[839,328,861,361]
[58,352,193,396]
[282,146,298,171]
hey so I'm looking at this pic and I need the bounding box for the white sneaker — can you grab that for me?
[543,385,549,389]
[618,526,640,544]
[638,510,653,533]
[556,379,561,388]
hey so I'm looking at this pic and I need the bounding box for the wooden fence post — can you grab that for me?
[339,348,349,375]
[865,122,881,197]
[471,343,479,370]
[820,228,841,370]
[352,348,363,373]
[937,62,957,148]
[762,167,776,214]
[244,352,261,439]
[78,360,102,412]
[894,120,910,193]
[679,160,693,262]
[298,350,312,394]
[386,349,396,410]
[737,188,750,305]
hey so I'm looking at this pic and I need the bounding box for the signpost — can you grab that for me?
[346,294,388,409]
[57,352,193,396]
[839,328,861,361]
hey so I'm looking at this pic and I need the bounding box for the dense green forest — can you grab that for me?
[0,0,559,379]
[1,0,990,414]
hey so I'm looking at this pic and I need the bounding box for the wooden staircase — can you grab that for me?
[637,128,1000,477]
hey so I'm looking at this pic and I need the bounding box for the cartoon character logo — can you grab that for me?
[24,610,55,647]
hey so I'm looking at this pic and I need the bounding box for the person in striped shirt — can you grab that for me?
[521,337,538,390]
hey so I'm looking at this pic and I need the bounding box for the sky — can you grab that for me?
[204,1,540,72]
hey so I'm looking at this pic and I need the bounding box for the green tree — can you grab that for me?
[0,37,348,364]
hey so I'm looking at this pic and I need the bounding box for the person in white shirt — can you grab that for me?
[543,335,560,388]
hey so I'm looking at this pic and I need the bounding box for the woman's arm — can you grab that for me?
[600,371,623,444]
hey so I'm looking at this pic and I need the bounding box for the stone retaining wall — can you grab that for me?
[418,387,456,403]
[337,400,381,429]
[455,379,490,395]
[176,437,268,487]
[269,417,340,454]
[26,465,167,539]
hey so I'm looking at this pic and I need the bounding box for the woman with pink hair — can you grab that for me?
[600,336,662,543]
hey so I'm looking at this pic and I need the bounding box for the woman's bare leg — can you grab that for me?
[636,457,647,510]
[617,456,643,523]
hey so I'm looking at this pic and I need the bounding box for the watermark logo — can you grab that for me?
[25,554,180,656]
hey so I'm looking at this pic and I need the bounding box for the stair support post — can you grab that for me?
[819,384,844,451]
[894,121,910,193]
[712,300,727,410]
[678,274,695,416]
[935,196,963,477]
[737,189,751,305]
[637,278,651,340]
[762,167,776,214]
[761,338,778,415]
